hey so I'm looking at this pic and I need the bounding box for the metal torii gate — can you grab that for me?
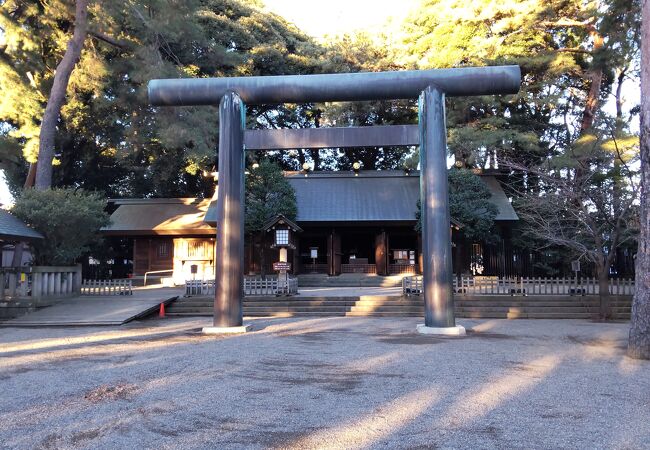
[148,65,521,334]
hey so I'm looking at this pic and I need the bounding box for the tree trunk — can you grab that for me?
[597,261,611,321]
[34,0,89,190]
[23,162,37,188]
[11,241,25,268]
[579,30,604,134]
[628,0,650,359]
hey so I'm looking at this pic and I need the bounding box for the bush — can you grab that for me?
[12,188,110,265]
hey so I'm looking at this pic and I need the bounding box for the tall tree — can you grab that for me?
[509,132,639,320]
[403,0,641,282]
[628,0,650,359]
[1,0,324,197]
[34,0,88,189]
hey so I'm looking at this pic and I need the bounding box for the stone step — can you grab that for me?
[349,305,424,312]
[345,312,423,317]
[166,295,632,320]
[506,312,592,319]
[455,301,631,306]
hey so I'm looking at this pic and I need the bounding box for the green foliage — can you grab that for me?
[0,0,322,196]
[245,159,297,234]
[416,169,497,241]
[318,33,418,171]
[11,188,110,265]
[402,0,640,170]
[0,0,641,281]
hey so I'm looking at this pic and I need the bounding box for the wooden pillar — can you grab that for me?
[454,231,464,280]
[375,230,388,276]
[417,234,423,274]
[132,239,138,275]
[0,271,5,301]
[327,230,341,276]
[293,237,301,275]
[7,271,17,297]
[327,232,334,276]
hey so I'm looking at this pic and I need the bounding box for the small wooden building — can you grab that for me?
[102,198,216,284]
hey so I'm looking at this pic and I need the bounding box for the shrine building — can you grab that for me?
[101,169,518,283]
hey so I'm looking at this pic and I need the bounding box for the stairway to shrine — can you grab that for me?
[296,273,408,287]
[164,295,632,320]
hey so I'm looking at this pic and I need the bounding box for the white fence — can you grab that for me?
[403,276,635,296]
[245,277,298,296]
[185,279,215,296]
[82,279,132,296]
[186,277,299,296]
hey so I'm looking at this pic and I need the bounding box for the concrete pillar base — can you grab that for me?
[202,324,251,334]
[416,324,466,336]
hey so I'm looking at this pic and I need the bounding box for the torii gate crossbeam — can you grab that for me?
[148,65,521,334]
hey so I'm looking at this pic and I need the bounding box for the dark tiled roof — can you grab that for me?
[0,209,43,241]
[102,198,215,236]
[262,214,303,233]
[284,170,518,222]
[108,171,518,233]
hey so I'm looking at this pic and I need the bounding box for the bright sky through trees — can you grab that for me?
[262,0,419,39]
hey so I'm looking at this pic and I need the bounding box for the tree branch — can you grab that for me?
[557,48,591,54]
[88,30,128,49]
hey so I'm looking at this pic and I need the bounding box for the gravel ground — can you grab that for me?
[0,317,648,449]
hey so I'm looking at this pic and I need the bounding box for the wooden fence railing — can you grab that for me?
[81,279,133,296]
[185,279,215,296]
[244,277,298,295]
[303,263,328,273]
[186,277,299,296]
[403,276,635,296]
[389,264,417,275]
[342,263,377,274]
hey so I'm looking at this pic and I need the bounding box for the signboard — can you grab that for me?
[273,262,292,271]
[571,260,581,272]
[310,248,318,259]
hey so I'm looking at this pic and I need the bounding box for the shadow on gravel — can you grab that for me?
[465,329,518,340]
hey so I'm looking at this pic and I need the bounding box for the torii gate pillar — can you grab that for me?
[417,86,464,336]
[203,92,249,334]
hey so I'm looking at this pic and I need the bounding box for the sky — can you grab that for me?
[261,0,419,40]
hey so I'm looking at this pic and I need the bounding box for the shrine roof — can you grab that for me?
[0,209,43,241]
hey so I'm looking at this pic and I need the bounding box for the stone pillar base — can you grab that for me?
[202,324,251,334]
[416,324,466,336]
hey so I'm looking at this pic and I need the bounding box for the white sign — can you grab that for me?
[310,248,318,259]
[571,260,581,272]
